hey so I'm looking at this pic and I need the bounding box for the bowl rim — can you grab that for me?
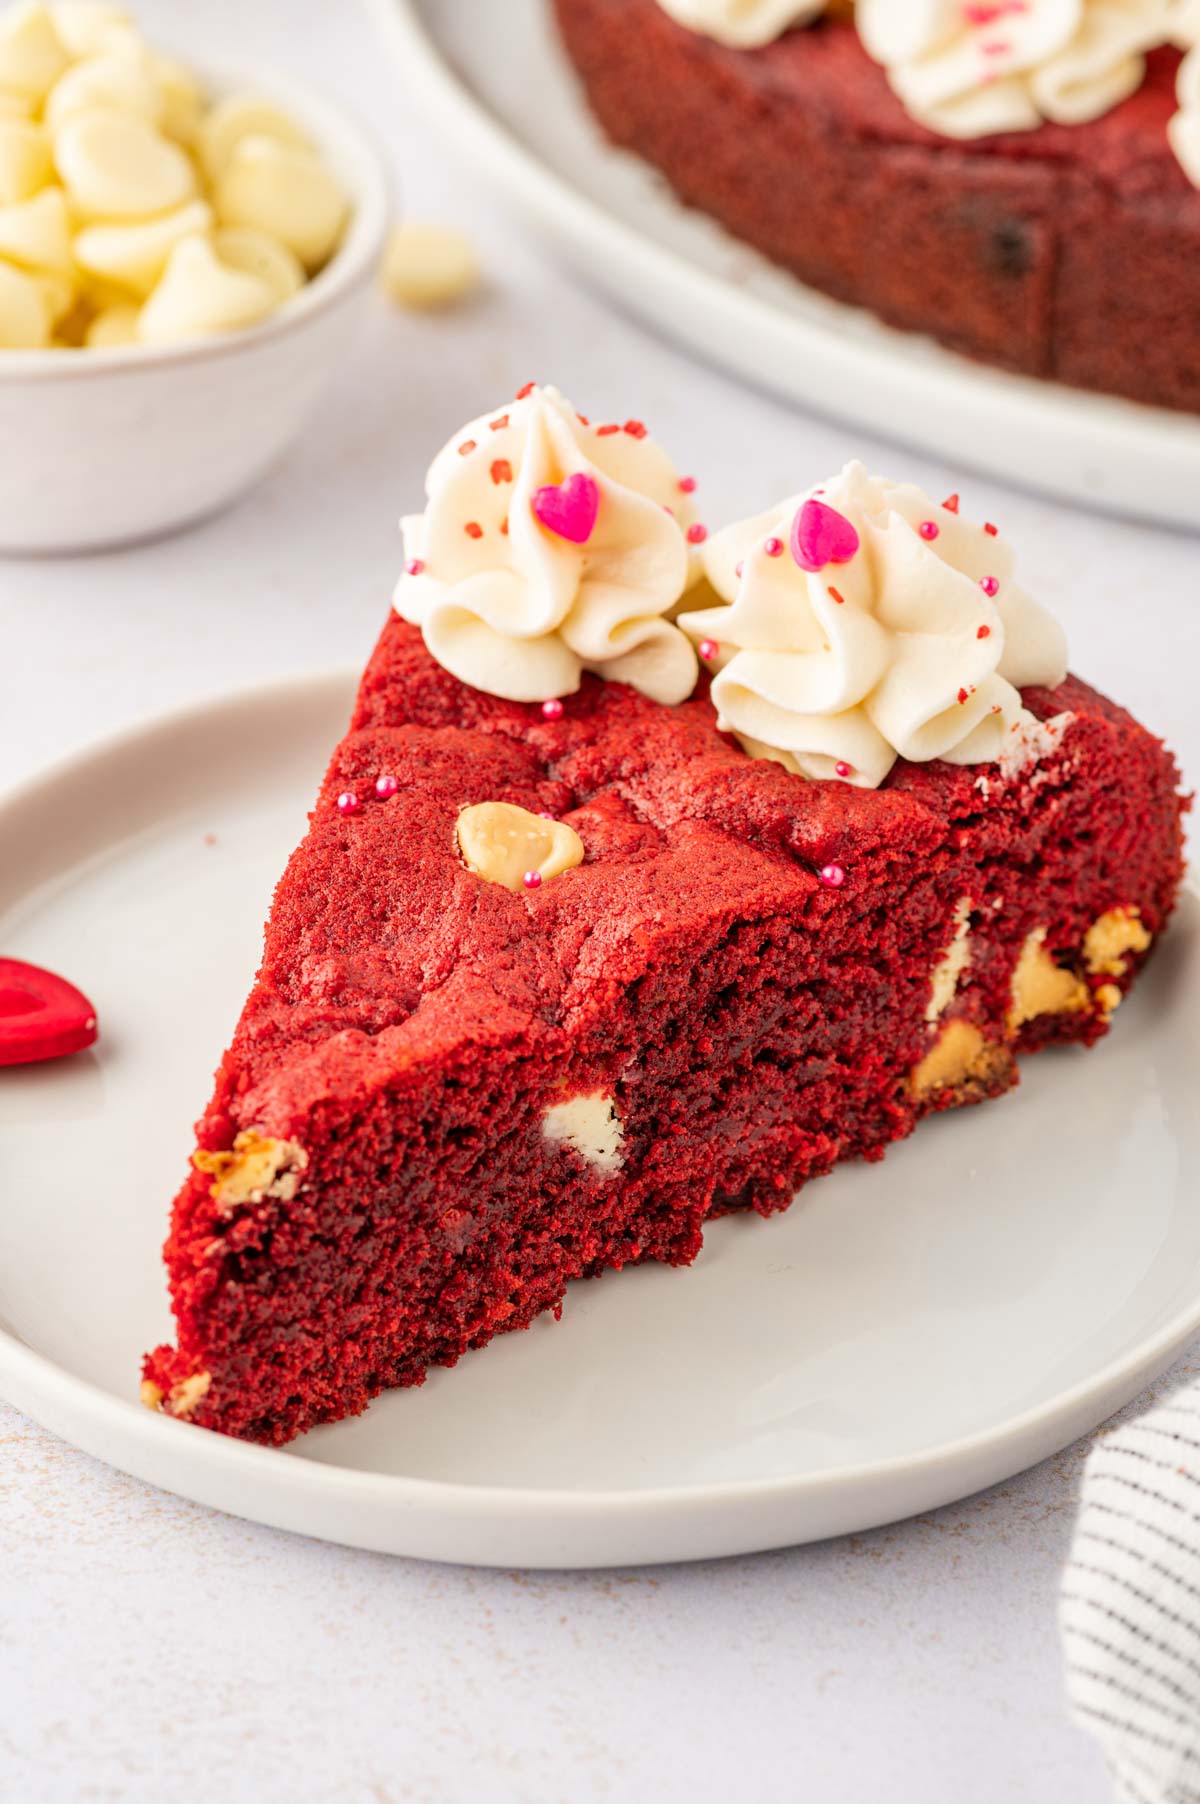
[0,60,391,382]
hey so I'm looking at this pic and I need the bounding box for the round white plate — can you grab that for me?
[368,0,1200,533]
[1,675,1197,1569]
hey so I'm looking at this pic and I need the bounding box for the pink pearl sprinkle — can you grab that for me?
[678,476,697,494]
[835,762,852,779]
[686,523,708,545]
[523,870,543,890]
[337,791,360,816]
[375,774,399,799]
[405,558,425,577]
[919,521,940,541]
[541,698,564,720]
[819,863,846,889]
[765,537,784,558]
[980,575,1000,597]
[699,638,720,661]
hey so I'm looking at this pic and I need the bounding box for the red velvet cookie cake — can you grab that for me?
[552,0,1200,412]
[142,385,1187,1444]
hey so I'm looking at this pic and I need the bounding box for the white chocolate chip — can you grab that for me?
[0,115,49,203]
[542,1092,624,1173]
[455,801,585,894]
[198,91,311,181]
[214,133,347,271]
[0,254,48,343]
[84,298,136,345]
[212,224,303,306]
[138,233,276,343]
[150,51,204,145]
[44,47,165,134]
[0,4,68,104]
[53,107,196,220]
[75,197,212,298]
[0,184,72,274]
[381,222,479,310]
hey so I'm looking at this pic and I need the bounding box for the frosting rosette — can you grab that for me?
[1169,2,1200,184]
[653,0,828,49]
[396,386,699,706]
[678,462,1068,789]
[857,0,1188,141]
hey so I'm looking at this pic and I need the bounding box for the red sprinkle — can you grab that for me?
[943,494,960,514]
[828,586,846,605]
[596,423,620,436]
[765,537,784,558]
[686,523,708,545]
[516,382,536,399]
[980,575,1000,597]
[984,522,999,536]
[698,638,720,661]
[678,476,697,494]
[490,414,510,432]
[835,762,852,779]
[977,624,991,639]
[458,439,476,457]
[500,518,509,536]
[404,558,425,577]
[623,420,648,438]
[464,522,483,539]
[919,521,940,541]
[577,413,590,426]
[957,687,969,705]
[490,459,513,485]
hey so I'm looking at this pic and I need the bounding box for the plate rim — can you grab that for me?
[367,0,1200,534]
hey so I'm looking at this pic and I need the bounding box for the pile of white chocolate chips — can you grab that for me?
[0,1,350,349]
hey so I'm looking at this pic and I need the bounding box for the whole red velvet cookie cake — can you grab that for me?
[142,385,1187,1444]
[551,0,1200,412]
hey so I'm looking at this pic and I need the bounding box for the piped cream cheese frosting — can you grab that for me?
[857,0,1191,141]
[678,461,1068,789]
[395,385,700,706]
[653,0,828,49]
[1170,7,1200,182]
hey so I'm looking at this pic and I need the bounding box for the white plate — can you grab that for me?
[1,675,1198,1569]
[369,0,1200,533]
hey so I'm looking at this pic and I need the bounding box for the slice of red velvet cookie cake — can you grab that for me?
[142,386,1187,1444]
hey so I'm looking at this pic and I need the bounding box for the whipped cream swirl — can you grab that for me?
[396,386,699,706]
[857,0,1191,141]
[1169,5,1200,184]
[678,462,1068,788]
[653,0,828,48]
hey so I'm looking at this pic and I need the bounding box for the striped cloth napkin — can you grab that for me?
[1062,1379,1200,1803]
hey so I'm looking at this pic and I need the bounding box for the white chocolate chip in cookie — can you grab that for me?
[456,802,585,894]
[911,1019,1002,1096]
[214,132,347,271]
[193,1130,308,1210]
[166,1371,211,1419]
[925,896,972,1023]
[1008,927,1088,1029]
[381,222,479,311]
[543,1092,624,1173]
[1084,907,1151,977]
[54,107,196,219]
[138,233,276,343]
[75,198,212,298]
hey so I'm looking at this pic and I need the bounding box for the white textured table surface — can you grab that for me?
[3,4,1199,1800]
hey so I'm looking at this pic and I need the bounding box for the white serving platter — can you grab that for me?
[369,0,1200,532]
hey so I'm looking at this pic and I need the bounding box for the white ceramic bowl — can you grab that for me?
[0,68,389,554]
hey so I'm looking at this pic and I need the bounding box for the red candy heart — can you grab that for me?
[0,958,98,1067]
[532,472,600,545]
[790,499,861,573]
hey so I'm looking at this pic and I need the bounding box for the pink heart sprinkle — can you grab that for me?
[532,473,600,545]
[790,500,860,573]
